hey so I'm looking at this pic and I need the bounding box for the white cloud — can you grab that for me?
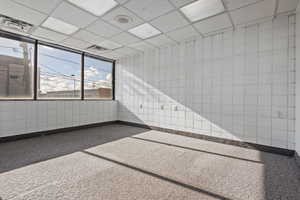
[85,66,100,79]
[40,73,111,93]
[40,74,80,93]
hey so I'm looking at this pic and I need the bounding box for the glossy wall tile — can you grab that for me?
[116,15,296,150]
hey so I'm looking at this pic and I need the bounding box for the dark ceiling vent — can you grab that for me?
[0,15,33,33]
[87,45,109,52]
[115,15,132,24]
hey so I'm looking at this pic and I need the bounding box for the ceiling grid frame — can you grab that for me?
[0,0,297,60]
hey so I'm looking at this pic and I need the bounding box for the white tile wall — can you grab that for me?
[0,101,117,137]
[116,15,296,150]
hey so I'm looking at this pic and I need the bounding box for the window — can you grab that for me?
[0,37,34,99]
[84,56,113,99]
[37,44,81,99]
[0,32,114,100]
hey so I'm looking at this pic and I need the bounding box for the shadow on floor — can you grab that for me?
[0,124,149,174]
[0,124,300,200]
[130,135,300,199]
[260,152,300,199]
[130,136,263,164]
[82,150,234,200]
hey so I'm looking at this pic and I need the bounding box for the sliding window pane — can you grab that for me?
[38,45,81,99]
[0,37,34,99]
[84,56,113,99]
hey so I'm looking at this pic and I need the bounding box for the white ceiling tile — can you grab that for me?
[277,0,299,14]
[102,51,122,59]
[111,32,140,45]
[169,0,197,8]
[129,41,155,51]
[124,0,175,20]
[73,30,105,44]
[224,0,262,11]
[13,0,63,14]
[166,25,199,41]
[102,6,144,30]
[98,40,123,49]
[0,0,47,25]
[63,37,92,49]
[114,47,139,56]
[51,2,97,28]
[32,27,68,42]
[194,13,232,34]
[102,54,117,59]
[230,0,276,25]
[146,34,174,46]
[115,0,128,4]
[86,19,122,37]
[151,11,189,33]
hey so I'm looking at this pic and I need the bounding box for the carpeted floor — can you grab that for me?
[0,124,299,200]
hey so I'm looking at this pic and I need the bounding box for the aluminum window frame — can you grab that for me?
[0,30,115,101]
[83,54,114,100]
[37,43,83,100]
[0,31,36,100]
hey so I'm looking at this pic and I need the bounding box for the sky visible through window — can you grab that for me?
[84,56,112,90]
[0,37,31,58]
[0,37,113,98]
[38,45,112,96]
[39,45,81,78]
[38,45,81,95]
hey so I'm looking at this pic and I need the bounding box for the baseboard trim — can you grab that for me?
[116,120,151,129]
[1,120,295,157]
[116,120,295,157]
[0,121,117,143]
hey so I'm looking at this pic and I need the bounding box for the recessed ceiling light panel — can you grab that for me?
[180,0,224,22]
[42,17,78,34]
[68,0,118,16]
[128,23,161,39]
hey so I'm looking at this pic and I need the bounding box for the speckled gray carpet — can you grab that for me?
[0,124,299,200]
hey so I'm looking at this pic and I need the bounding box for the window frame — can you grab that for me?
[37,42,83,100]
[0,31,36,100]
[83,54,114,100]
[0,30,115,101]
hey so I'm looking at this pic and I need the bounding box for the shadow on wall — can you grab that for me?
[117,27,295,150]
[118,66,251,145]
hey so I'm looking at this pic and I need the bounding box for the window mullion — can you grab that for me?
[81,52,84,100]
[33,40,38,100]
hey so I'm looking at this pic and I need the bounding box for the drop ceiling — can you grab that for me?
[0,0,298,60]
